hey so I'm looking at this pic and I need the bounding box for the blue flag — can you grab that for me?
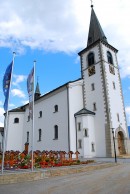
[3,61,13,111]
[27,67,34,119]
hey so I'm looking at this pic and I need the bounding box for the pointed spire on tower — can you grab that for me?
[87,3,108,47]
[35,77,41,100]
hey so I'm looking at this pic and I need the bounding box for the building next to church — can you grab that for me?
[5,5,130,158]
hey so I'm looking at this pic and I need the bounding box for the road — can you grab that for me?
[0,163,130,194]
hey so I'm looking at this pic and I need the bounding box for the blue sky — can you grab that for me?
[0,0,130,126]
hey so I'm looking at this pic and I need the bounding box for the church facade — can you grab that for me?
[6,5,130,158]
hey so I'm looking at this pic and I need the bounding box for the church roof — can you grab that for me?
[87,6,108,47]
[74,108,95,117]
[9,106,25,112]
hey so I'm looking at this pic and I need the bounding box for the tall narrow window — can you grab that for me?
[107,51,113,65]
[39,111,42,118]
[38,129,42,141]
[113,82,116,89]
[27,115,30,122]
[78,122,81,131]
[84,129,88,137]
[14,118,19,123]
[78,139,82,149]
[54,105,58,112]
[88,52,94,66]
[54,125,58,139]
[91,83,95,91]
[91,143,95,152]
[93,103,97,111]
[27,131,29,143]
[117,113,120,122]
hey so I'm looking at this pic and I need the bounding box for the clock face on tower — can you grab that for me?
[109,65,115,75]
[88,66,96,77]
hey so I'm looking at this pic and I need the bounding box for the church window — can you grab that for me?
[93,103,97,111]
[91,83,95,91]
[27,115,30,122]
[54,105,58,112]
[38,129,42,141]
[54,125,58,139]
[88,52,95,66]
[78,139,82,149]
[91,143,95,152]
[84,129,88,137]
[107,51,113,65]
[78,122,81,131]
[14,118,19,123]
[39,111,42,118]
[27,131,29,143]
[113,82,116,89]
[117,113,120,122]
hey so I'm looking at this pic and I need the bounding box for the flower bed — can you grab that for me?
[0,150,94,170]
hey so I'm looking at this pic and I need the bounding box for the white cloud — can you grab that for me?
[0,107,4,127]
[0,122,4,127]
[11,89,26,98]
[12,74,27,87]
[125,106,130,126]
[21,100,29,105]
[9,103,15,108]
[0,101,3,106]
[0,0,130,77]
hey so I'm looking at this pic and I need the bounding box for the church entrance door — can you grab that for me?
[117,131,126,155]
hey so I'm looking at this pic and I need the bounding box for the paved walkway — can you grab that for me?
[0,163,130,194]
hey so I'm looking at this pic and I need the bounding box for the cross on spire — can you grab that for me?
[90,0,94,8]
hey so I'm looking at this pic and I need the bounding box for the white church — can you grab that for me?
[5,5,130,158]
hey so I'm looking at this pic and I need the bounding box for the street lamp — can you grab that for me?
[111,128,117,163]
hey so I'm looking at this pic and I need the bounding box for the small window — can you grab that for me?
[78,139,82,149]
[27,115,30,122]
[113,82,116,90]
[91,143,95,152]
[38,129,42,141]
[54,125,58,139]
[117,113,120,122]
[27,131,29,143]
[93,103,97,111]
[14,118,19,123]
[107,51,113,65]
[39,111,42,118]
[91,83,95,91]
[78,122,81,131]
[88,52,94,66]
[84,129,88,137]
[54,105,58,112]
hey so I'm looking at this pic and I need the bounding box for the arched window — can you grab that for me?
[88,52,95,66]
[84,129,88,137]
[14,118,19,123]
[54,105,58,112]
[91,143,95,152]
[107,51,113,65]
[54,125,58,139]
[27,131,29,143]
[38,129,42,141]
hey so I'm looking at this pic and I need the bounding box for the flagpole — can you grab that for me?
[31,60,36,172]
[1,52,16,174]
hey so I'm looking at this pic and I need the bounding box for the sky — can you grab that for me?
[0,0,130,127]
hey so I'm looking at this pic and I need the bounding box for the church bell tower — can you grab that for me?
[78,4,129,157]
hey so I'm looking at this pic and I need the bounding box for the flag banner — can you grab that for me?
[3,61,13,111]
[27,67,34,120]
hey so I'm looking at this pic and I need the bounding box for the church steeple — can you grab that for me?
[35,79,41,100]
[87,5,108,47]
